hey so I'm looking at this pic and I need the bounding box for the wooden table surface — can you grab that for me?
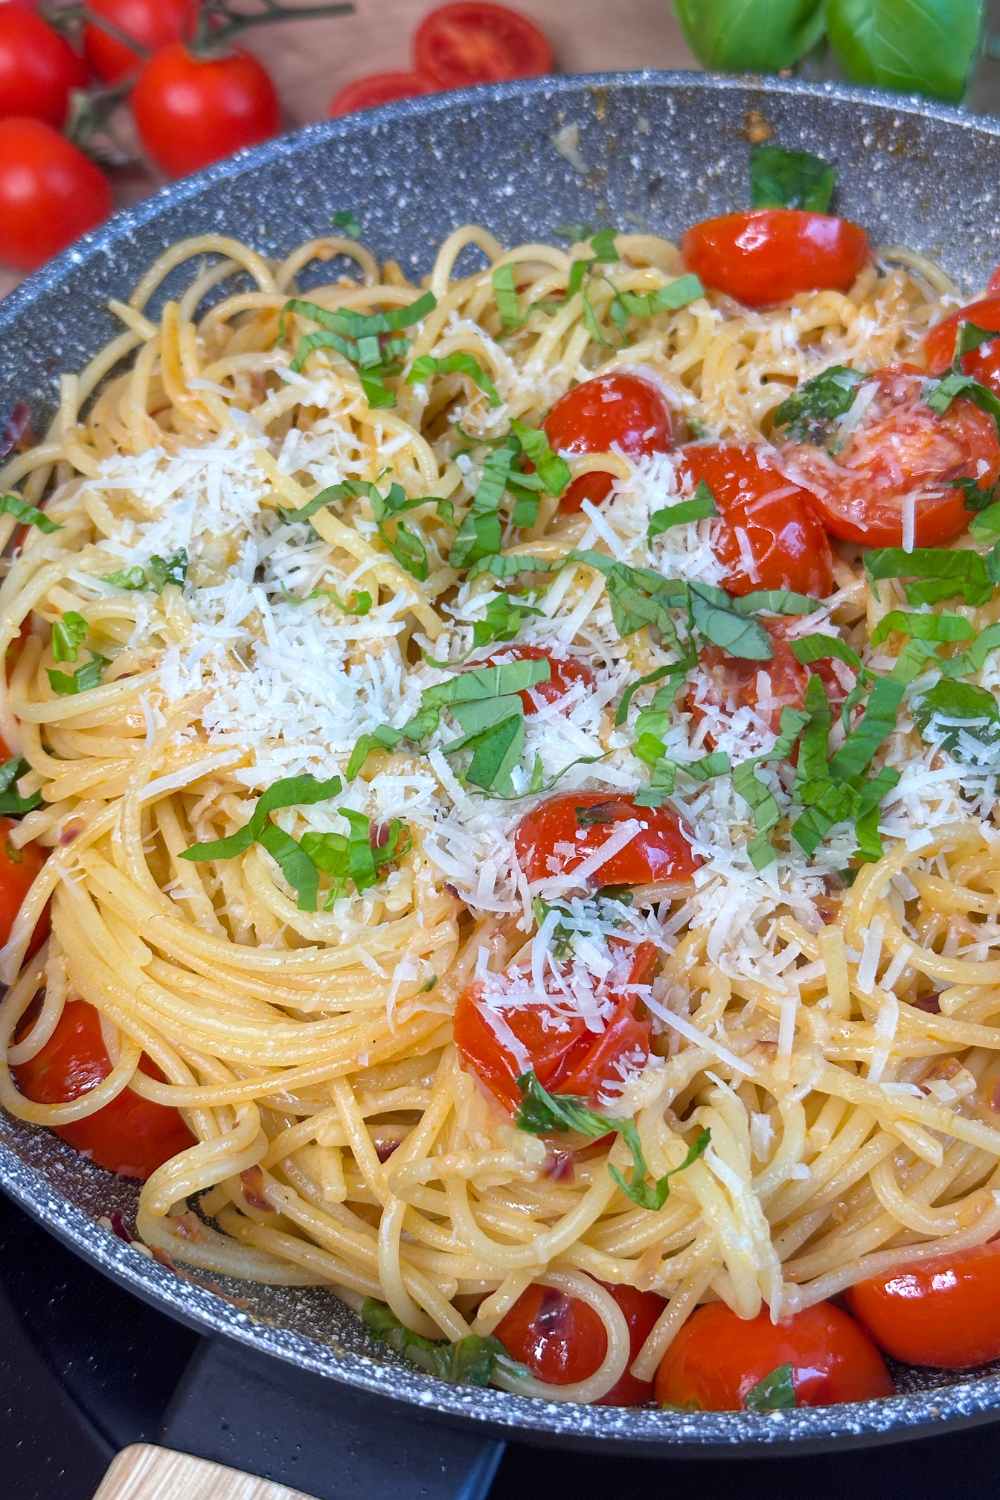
[0,0,697,298]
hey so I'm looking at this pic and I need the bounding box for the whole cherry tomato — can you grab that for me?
[654,1301,894,1411]
[477,644,595,715]
[454,942,656,1110]
[0,118,112,272]
[783,367,1000,546]
[675,442,834,598]
[687,621,852,743]
[514,790,700,888]
[543,372,673,513]
[683,209,869,307]
[329,70,434,115]
[847,1244,1000,1369]
[924,295,1000,396]
[496,1279,666,1404]
[414,2,553,88]
[83,0,198,84]
[0,816,47,953]
[13,998,194,1180]
[0,3,87,129]
[131,42,280,178]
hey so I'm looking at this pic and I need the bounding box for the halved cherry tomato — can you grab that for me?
[131,43,279,178]
[413,2,553,88]
[13,997,194,1180]
[496,1279,666,1404]
[687,621,852,743]
[654,1301,894,1411]
[988,267,1000,297]
[329,71,434,116]
[847,1244,1000,1369]
[514,791,700,887]
[784,367,1000,546]
[543,372,673,513]
[0,4,87,129]
[924,296,1000,395]
[454,941,656,1111]
[478,644,595,714]
[0,816,47,954]
[676,442,834,598]
[83,0,198,84]
[682,210,869,308]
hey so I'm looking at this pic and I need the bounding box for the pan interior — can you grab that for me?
[2,70,1000,1449]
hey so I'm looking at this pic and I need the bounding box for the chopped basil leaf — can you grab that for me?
[0,757,41,816]
[466,554,554,583]
[732,760,782,869]
[615,663,681,727]
[955,321,997,360]
[300,586,372,615]
[581,284,612,345]
[300,812,409,904]
[0,492,61,534]
[471,595,544,647]
[331,209,361,237]
[864,547,993,608]
[925,369,1000,436]
[689,582,773,661]
[633,749,730,808]
[284,290,435,406]
[103,548,188,593]
[47,653,107,696]
[731,589,819,616]
[588,227,619,262]
[610,274,705,324]
[449,437,517,570]
[828,677,905,782]
[569,550,684,644]
[282,479,446,583]
[750,144,835,213]
[790,633,865,671]
[510,421,571,497]
[492,264,524,329]
[940,621,1000,678]
[970,499,1000,541]
[408,352,500,407]
[772,366,866,444]
[362,1299,519,1386]
[743,1363,796,1413]
[853,765,900,864]
[51,611,87,663]
[914,679,1000,758]
[869,611,974,646]
[648,480,717,536]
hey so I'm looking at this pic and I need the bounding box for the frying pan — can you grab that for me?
[2,69,1000,1467]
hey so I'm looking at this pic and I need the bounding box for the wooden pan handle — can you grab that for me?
[92,1443,320,1499]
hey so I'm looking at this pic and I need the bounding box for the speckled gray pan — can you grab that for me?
[2,71,1000,1456]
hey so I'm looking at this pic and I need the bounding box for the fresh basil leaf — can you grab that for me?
[853,764,900,863]
[828,676,905,781]
[51,611,87,663]
[466,554,554,583]
[633,749,730,808]
[362,1299,518,1386]
[732,760,781,868]
[103,549,188,593]
[611,274,705,323]
[648,481,717,537]
[864,547,993,608]
[689,582,773,661]
[0,757,41,816]
[750,144,835,212]
[674,0,826,70]
[581,285,612,346]
[616,664,680,727]
[408,352,501,407]
[827,0,983,104]
[744,1363,796,1413]
[795,674,832,784]
[569,550,684,643]
[731,590,820,616]
[510,421,571,498]
[0,492,61,534]
[772,366,866,444]
[914,679,1000,757]
[331,209,361,237]
[492,264,524,330]
[471,595,544,648]
[301,811,409,902]
[449,441,516,571]
[970,499,1000,540]
[588,228,619,262]
[47,653,107,696]
[870,610,974,645]
[940,620,1000,678]
[790,633,865,671]
[925,369,1000,436]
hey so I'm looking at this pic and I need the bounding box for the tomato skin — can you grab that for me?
[0,118,113,271]
[654,1301,894,1411]
[83,0,197,84]
[687,621,851,744]
[413,2,553,88]
[785,367,1000,547]
[478,644,595,715]
[131,43,279,178]
[0,817,47,953]
[542,372,673,513]
[514,790,700,888]
[13,998,194,1180]
[924,296,1000,395]
[496,1280,666,1404]
[683,210,869,308]
[847,1245,1000,1369]
[454,941,656,1112]
[0,4,87,129]
[329,71,434,115]
[676,442,834,599]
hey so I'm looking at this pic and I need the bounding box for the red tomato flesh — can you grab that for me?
[683,209,869,308]
[13,998,194,1180]
[542,372,673,513]
[329,71,434,116]
[131,43,280,178]
[83,0,197,84]
[0,119,113,272]
[654,1301,894,1410]
[413,2,553,88]
[676,442,834,598]
[0,816,47,954]
[847,1244,1000,1369]
[496,1279,666,1404]
[478,644,595,715]
[454,941,657,1112]
[783,367,1000,546]
[687,620,852,744]
[924,295,1000,396]
[514,791,700,888]
[0,4,87,129]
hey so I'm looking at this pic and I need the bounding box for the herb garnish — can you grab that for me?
[281,479,450,583]
[749,144,835,212]
[408,352,501,407]
[51,612,88,663]
[648,480,718,536]
[0,493,61,534]
[103,549,188,593]
[864,547,995,608]
[47,654,107,696]
[331,209,361,237]
[362,1299,523,1386]
[771,366,866,445]
[282,289,436,408]
[744,1363,796,1412]
[0,757,41,816]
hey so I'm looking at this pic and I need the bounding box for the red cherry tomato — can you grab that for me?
[413,2,553,88]
[0,118,112,272]
[83,0,198,84]
[847,1244,1000,1369]
[478,644,595,715]
[131,42,279,178]
[542,372,673,513]
[683,210,869,308]
[687,621,852,743]
[0,816,47,954]
[328,70,435,116]
[13,998,194,1180]
[783,367,1000,547]
[924,295,1000,396]
[496,1279,666,1404]
[676,442,834,599]
[654,1301,894,1411]
[454,941,656,1111]
[0,3,87,129]
[514,790,700,888]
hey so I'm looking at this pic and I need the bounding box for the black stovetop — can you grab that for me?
[1,1191,998,1500]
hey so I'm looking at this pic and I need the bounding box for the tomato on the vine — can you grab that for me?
[0,119,113,271]
[131,42,280,177]
[848,1244,1000,1369]
[83,0,198,84]
[542,372,673,513]
[0,3,87,129]
[682,209,869,307]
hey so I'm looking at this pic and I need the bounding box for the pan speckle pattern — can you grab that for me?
[2,71,1000,1453]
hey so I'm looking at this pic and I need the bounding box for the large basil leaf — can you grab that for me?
[673,0,826,72]
[827,0,983,103]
